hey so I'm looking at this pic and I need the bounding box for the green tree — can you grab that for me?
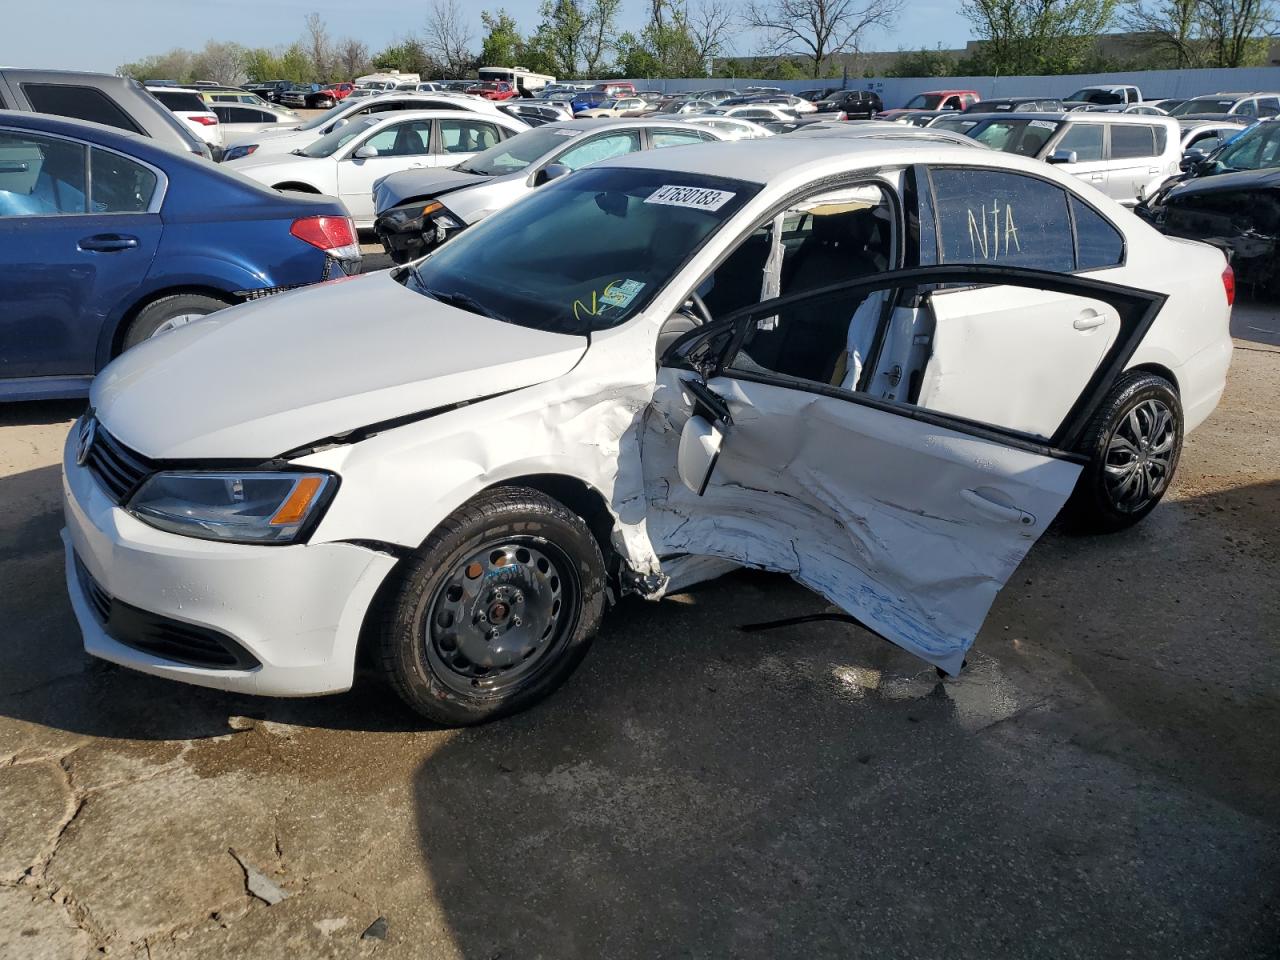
[480,9,524,65]
[372,38,437,76]
[531,0,587,76]
[885,45,957,77]
[279,42,316,82]
[117,49,194,83]
[960,0,1120,75]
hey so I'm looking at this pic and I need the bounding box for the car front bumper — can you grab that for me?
[60,429,398,697]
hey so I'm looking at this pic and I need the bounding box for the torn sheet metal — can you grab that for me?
[637,369,1081,674]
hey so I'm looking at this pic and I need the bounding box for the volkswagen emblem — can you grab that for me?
[75,416,97,467]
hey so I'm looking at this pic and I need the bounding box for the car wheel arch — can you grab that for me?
[351,472,619,673]
[1128,361,1180,394]
[107,284,238,360]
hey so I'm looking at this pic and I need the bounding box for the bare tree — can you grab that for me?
[688,0,739,68]
[745,0,904,77]
[1119,0,1204,67]
[582,0,623,76]
[191,40,247,85]
[304,12,332,79]
[335,37,371,79]
[1198,0,1276,65]
[424,0,475,77]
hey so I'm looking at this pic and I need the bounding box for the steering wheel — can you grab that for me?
[685,290,713,327]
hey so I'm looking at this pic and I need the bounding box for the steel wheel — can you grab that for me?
[1103,398,1176,513]
[425,537,578,698]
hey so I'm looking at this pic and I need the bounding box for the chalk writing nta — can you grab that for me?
[966,199,1021,260]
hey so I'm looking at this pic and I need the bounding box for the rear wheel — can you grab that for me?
[378,487,607,725]
[122,293,232,350]
[1067,371,1183,532]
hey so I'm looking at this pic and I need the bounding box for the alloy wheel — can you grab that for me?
[1103,398,1176,512]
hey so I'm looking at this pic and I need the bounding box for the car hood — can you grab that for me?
[224,127,312,155]
[373,167,492,213]
[224,150,315,176]
[375,169,530,224]
[1167,165,1280,201]
[91,271,589,460]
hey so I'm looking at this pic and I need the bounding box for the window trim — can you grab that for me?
[921,162,1127,278]
[0,125,167,217]
[668,264,1165,459]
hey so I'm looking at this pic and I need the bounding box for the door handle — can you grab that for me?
[961,488,1036,525]
[1088,174,1106,181]
[79,234,139,252]
[1073,311,1107,331]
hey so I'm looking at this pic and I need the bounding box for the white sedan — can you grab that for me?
[220,91,522,162]
[225,110,528,226]
[63,137,1232,725]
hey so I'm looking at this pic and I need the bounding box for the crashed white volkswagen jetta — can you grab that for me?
[62,136,1233,724]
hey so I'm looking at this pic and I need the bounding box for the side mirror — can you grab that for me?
[531,162,571,187]
[677,415,724,495]
[332,117,349,130]
[352,144,379,159]
[1048,149,1078,164]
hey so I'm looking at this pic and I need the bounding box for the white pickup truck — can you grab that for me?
[1064,84,1144,110]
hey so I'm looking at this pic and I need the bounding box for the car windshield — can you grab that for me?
[1171,97,1239,116]
[298,115,380,157]
[455,126,585,176]
[967,118,1063,156]
[404,167,758,334]
[931,116,980,133]
[905,94,944,109]
[298,101,351,131]
[1211,121,1280,171]
[1068,88,1123,104]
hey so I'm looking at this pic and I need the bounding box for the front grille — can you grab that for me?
[83,421,154,504]
[74,556,260,671]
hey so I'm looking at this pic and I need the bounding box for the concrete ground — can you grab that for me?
[0,295,1277,959]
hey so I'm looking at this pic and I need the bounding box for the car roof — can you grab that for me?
[146,86,202,94]
[596,134,1051,187]
[960,110,1177,125]
[540,117,717,131]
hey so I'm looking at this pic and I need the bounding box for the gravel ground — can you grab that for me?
[0,297,1276,959]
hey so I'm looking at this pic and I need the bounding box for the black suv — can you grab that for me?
[813,89,883,120]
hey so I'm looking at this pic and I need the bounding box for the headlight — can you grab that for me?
[127,471,336,544]
[381,200,458,231]
[223,144,258,162]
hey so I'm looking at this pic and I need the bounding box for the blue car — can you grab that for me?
[0,111,361,401]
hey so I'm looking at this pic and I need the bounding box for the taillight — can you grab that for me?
[291,215,360,262]
[192,115,219,126]
[837,111,848,121]
[1222,264,1235,306]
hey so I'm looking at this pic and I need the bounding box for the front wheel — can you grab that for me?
[1067,371,1183,532]
[378,487,607,725]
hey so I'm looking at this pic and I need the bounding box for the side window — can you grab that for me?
[362,120,432,156]
[1070,197,1123,270]
[930,168,1074,272]
[555,131,641,170]
[716,184,897,387]
[1055,123,1104,161]
[212,106,233,122]
[0,131,87,215]
[1236,99,1257,117]
[1258,97,1280,117]
[651,129,709,149]
[90,148,157,213]
[439,119,500,154]
[1110,124,1157,159]
[21,84,143,134]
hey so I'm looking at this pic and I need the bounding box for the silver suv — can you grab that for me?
[0,69,210,158]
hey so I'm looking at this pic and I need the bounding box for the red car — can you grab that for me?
[475,81,517,101]
[878,89,980,120]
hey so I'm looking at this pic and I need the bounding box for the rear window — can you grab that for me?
[151,90,208,112]
[21,83,143,134]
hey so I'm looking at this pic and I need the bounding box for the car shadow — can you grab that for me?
[402,479,1280,959]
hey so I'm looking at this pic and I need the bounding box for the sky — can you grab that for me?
[1,0,973,75]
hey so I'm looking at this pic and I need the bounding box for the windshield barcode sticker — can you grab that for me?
[645,185,736,211]
[1029,119,1057,130]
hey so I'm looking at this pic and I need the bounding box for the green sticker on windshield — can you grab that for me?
[600,279,645,309]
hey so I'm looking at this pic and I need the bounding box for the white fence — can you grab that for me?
[621,65,1280,108]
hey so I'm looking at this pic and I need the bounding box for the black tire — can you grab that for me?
[1066,370,1183,533]
[378,486,607,725]
[122,293,231,350]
